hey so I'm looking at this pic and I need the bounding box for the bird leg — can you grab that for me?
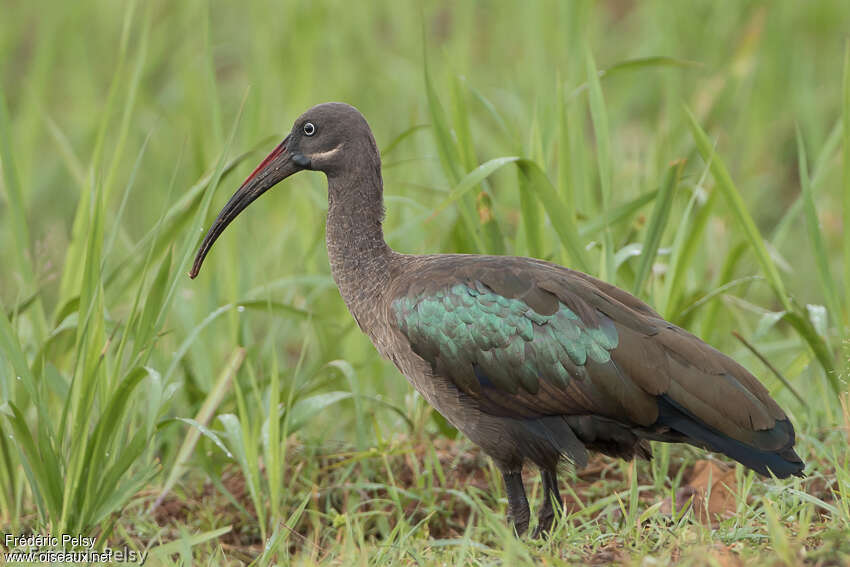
[502,470,530,536]
[532,469,563,538]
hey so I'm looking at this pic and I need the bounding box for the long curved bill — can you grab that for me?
[189,135,298,278]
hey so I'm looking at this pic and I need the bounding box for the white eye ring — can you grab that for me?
[303,122,316,136]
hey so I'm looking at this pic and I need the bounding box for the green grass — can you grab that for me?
[1,1,849,564]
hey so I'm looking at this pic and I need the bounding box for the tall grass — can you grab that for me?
[1,1,849,563]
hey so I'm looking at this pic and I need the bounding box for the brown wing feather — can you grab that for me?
[392,254,789,444]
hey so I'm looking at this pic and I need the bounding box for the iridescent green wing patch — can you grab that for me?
[392,281,618,396]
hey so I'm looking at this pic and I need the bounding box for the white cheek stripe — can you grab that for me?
[311,144,343,161]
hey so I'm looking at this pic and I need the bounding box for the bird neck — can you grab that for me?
[325,164,392,318]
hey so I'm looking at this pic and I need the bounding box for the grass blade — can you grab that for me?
[423,57,486,252]
[4,403,59,521]
[0,303,35,389]
[518,163,544,257]
[633,161,683,294]
[783,310,840,395]
[585,47,615,280]
[77,366,152,524]
[771,120,842,249]
[661,174,717,320]
[44,114,87,190]
[796,128,841,340]
[685,105,791,310]
[843,41,850,336]
[286,391,354,434]
[57,0,138,307]
[556,77,575,217]
[152,347,245,510]
[103,147,259,293]
[381,124,428,158]
[516,159,590,271]
[148,526,232,561]
[732,331,806,408]
[430,156,521,218]
[0,88,47,340]
[567,56,703,101]
[423,48,460,184]
[578,189,658,237]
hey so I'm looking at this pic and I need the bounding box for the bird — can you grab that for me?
[189,102,804,538]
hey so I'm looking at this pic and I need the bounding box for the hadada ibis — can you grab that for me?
[189,102,804,537]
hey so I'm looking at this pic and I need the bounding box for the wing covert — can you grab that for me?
[392,280,620,407]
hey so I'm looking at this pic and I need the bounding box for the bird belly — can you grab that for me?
[382,337,527,465]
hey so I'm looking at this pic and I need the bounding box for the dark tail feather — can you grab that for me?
[656,395,804,479]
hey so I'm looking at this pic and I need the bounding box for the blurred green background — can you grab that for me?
[1,0,849,563]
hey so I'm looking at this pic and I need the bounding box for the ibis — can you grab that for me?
[190,102,804,537]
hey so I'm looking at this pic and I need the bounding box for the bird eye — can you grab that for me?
[303,122,316,136]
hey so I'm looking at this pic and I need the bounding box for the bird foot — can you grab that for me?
[511,516,530,537]
[531,512,556,539]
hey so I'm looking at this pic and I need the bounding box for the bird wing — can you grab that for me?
[390,255,796,463]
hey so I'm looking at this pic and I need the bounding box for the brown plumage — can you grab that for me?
[189,102,804,538]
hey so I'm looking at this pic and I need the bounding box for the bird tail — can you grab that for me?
[655,395,805,478]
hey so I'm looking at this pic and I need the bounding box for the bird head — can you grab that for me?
[189,102,374,278]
